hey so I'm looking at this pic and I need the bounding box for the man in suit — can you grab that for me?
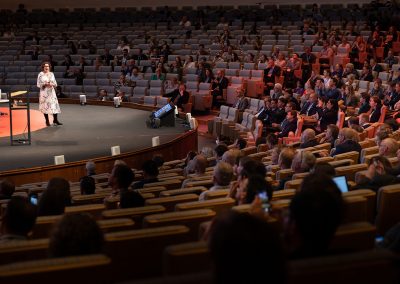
[169,83,190,111]
[212,69,229,107]
[277,110,298,138]
[264,58,281,95]
[386,82,400,110]
[233,88,249,112]
[370,58,383,73]
[300,93,319,117]
[358,92,371,114]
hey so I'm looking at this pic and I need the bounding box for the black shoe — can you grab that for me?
[46,121,51,126]
[53,121,63,125]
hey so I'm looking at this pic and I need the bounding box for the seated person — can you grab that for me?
[359,113,371,129]
[299,128,318,148]
[132,160,159,189]
[120,189,145,208]
[37,177,71,216]
[286,173,344,258]
[0,179,15,200]
[80,176,96,195]
[211,69,229,107]
[199,162,233,201]
[319,124,339,149]
[331,128,362,157]
[0,196,37,242]
[276,110,298,138]
[233,88,249,112]
[166,83,190,112]
[98,89,109,101]
[108,164,135,196]
[355,156,400,192]
[49,213,104,257]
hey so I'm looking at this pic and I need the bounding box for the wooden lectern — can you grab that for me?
[8,91,31,145]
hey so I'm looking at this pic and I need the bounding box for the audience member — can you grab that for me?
[208,211,286,284]
[108,164,135,196]
[286,173,344,258]
[37,177,71,216]
[132,160,159,189]
[199,162,233,201]
[0,179,15,200]
[49,213,104,257]
[0,196,37,242]
[120,189,145,208]
[80,176,96,195]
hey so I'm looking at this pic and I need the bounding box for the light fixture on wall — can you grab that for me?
[54,155,65,165]
[114,97,121,108]
[79,95,87,106]
[111,146,121,156]
[152,136,160,147]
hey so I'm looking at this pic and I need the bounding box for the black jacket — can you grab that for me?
[332,140,362,157]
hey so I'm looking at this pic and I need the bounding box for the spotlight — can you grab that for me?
[79,95,87,105]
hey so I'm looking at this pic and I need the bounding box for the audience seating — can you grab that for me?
[0,254,112,284]
[163,241,211,276]
[145,194,200,212]
[375,184,400,235]
[102,205,166,229]
[104,226,191,281]
[0,239,49,265]
[143,209,216,239]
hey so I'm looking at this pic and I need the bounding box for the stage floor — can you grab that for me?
[0,104,188,172]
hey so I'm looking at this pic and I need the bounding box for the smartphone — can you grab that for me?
[30,195,38,205]
[258,191,270,212]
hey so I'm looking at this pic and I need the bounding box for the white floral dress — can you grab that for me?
[37,71,61,114]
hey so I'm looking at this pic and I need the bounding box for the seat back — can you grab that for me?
[218,105,229,119]
[0,239,49,265]
[336,110,345,129]
[376,184,400,235]
[287,250,399,284]
[143,209,216,239]
[226,107,239,123]
[0,255,111,284]
[104,226,191,281]
[333,151,359,165]
[145,194,200,211]
[294,117,303,137]
[379,105,387,123]
[335,163,368,181]
[163,241,211,276]
[102,205,166,228]
[175,198,235,214]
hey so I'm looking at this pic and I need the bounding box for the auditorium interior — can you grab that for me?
[0,1,399,283]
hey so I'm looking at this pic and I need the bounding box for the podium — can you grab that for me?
[8,91,31,146]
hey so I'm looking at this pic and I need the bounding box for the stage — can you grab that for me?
[0,103,189,172]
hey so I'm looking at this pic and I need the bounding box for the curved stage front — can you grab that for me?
[0,102,196,181]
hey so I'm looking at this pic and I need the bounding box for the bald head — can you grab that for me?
[222,149,241,167]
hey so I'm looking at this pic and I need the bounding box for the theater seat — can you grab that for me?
[288,249,399,284]
[0,255,112,284]
[376,184,400,235]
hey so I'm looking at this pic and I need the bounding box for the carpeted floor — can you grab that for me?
[0,104,189,171]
